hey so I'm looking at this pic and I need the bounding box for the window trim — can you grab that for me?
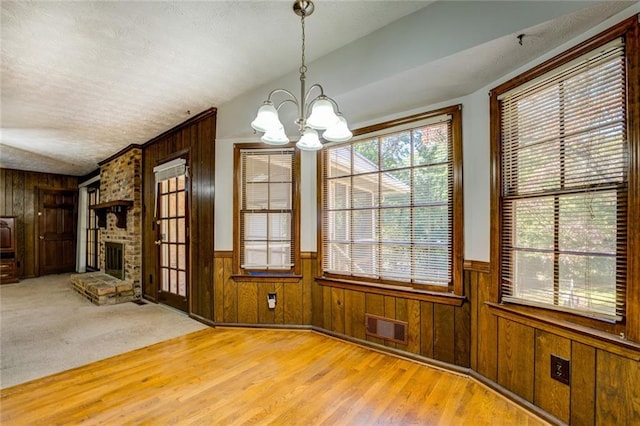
[233,143,301,276]
[490,15,639,341]
[318,104,464,296]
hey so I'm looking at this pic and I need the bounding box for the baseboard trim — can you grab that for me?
[214,322,312,331]
[190,313,216,327]
[469,371,562,426]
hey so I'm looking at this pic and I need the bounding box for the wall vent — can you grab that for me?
[365,314,408,344]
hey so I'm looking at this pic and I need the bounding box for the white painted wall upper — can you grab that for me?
[214,1,639,261]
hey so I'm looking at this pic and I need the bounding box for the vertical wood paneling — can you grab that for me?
[12,171,25,278]
[223,258,237,323]
[571,342,596,426]
[284,282,303,325]
[468,271,478,371]
[237,282,258,323]
[214,257,225,323]
[497,318,535,402]
[433,304,455,364]
[322,286,333,331]
[365,293,385,345]
[384,296,397,348]
[274,283,284,324]
[311,279,324,328]
[406,300,421,355]
[23,173,37,277]
[534,330,570,423]
[394,298,408,351]
[420,301,434,358]
[0,168,78,279]
[4,170,13,215]
[213,255,311,326]
[141,109,216,319]
[454,299,471,368]
[302,255,313,325]
[596,350,640,424]
[344,289,366,340]
[477,270,498,381]
[331,287,345,334]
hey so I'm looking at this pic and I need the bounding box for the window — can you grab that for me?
[234,144,300,275]
[320,106,463,294]
[86,183,100,271]
[491,17,639,330]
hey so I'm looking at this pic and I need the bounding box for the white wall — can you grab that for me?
[213,2,639,261]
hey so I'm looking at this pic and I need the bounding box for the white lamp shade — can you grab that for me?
[322,115,352,142]
[251,103,282,133]
[261,126,290,145]
[296,128,323,151]
[306,98,339,130]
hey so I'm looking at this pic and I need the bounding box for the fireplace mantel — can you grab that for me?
[90,200,133,229]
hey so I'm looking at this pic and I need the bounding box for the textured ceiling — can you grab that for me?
[0,0,429,175]
[0,1,635,176]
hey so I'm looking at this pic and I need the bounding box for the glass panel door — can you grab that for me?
[157,174,188,312]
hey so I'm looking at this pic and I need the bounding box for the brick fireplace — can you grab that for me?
[98,147,142,298]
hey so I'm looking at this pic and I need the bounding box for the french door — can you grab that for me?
[156,174,189,312]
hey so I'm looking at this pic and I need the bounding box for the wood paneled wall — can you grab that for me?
[142,109,216,322]
[313,280,471,368]
[213,251,314,326]
[0,168,78,279]
[469,266,640,425]
[213,250,470,368]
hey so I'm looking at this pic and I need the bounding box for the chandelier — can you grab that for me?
[251,0,353,151]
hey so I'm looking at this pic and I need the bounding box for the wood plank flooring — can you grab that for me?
[0,328,547,425]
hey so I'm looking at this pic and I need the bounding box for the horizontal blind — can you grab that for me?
[500,38,627,321]
[154,158,188,217]
[240,148,294,270]
[322,117,453,287]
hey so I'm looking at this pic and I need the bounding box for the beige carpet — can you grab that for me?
[0,273,207,389]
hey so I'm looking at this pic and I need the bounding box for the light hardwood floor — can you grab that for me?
[1,328,547,425]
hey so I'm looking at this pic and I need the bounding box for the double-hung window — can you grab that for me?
[320,106,463,294]
[234,144,300,275]
[492,17,639,330]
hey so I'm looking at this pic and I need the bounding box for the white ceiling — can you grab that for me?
[0,1,636,176]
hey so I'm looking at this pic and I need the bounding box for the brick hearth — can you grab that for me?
[70,272,134,305]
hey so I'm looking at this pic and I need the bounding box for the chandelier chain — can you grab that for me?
[300,12,307,76]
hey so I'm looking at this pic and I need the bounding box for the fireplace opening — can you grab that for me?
[105,242,124,280]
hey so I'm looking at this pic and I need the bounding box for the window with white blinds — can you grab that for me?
[498,38,627,321]
[239,147,296,271]
[322,114,458,290]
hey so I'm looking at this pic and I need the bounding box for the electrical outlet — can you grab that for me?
[267,292,277,309]
[551,354,570,385]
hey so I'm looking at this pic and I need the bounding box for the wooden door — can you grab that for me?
[38,188,77,275]
[156,175,189,312]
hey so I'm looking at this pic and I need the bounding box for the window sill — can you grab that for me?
[231,274,303,283]
[316,276,465,306]
[486,302,640,361]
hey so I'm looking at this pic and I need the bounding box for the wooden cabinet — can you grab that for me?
[1,216,19,284]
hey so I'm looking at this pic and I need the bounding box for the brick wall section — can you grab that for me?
[99,148,142,298]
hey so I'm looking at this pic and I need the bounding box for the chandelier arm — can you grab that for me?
[303,83,325,106]
[275,99,299,111]
[266,88,298,103]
